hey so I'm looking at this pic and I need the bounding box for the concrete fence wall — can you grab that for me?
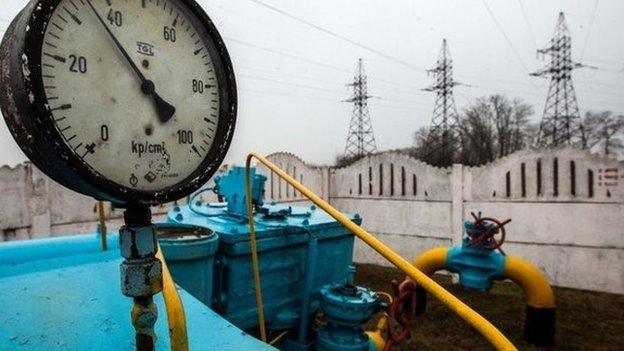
[260,148,624,294]
[0,162,233,241]
[0,163,175,241]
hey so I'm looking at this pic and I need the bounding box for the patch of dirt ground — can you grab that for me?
[355,263,624,351]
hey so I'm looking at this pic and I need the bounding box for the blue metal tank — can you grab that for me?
[164,167,360,333]
[167,202,359,331]
[157,223,219,306]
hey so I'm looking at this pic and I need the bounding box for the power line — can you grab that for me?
[238,64,432,103]
[372,96,428,106]
[242,87,425,113]
[226,37,624,107]
[240,74,428,109]
[469,84,624,108]
[225,37,352,74]
[577,79,624,89]
[229,34,621,102]
[516,0,538,50]
[482,0,534,80]
[227,37,423,90]
[240,62,623,109]
[239,73,342,93]
[460,71,624,96]
[583,57,623,65]
[237,65,343,87]
[241,88,339,103]
[580,0,600,60]
[245,0,426,73]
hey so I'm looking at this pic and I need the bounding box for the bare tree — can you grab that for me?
[458,100,496,165]
[582,111,624,156]
[335,154,364,167]
[410,125,461,167]
[489,95,534,158]
[413,95,535,166]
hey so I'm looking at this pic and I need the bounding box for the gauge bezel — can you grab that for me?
[0,0,237,206]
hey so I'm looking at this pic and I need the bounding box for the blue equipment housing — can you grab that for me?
[165,167,359,342]
[316,267,381,351]
[158,224,219,305]
[212,166,267,217]
[446,220,506,291]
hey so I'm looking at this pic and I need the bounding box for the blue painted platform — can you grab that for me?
[0,248,275,350]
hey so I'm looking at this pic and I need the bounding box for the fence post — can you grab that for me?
[451,164,464,246]
[27,166,52,238]
[322,167,332,204]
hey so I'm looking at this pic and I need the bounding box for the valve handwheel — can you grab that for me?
[469,212,511,255]
[384,279,417,351]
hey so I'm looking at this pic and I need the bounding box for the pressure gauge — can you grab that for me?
[0,0,236,206]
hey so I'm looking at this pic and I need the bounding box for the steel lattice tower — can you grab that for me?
[531,12,584,147]
[424,39,461,165]
[344,58,377,158]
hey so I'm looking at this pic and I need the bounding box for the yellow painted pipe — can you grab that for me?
[413,249,555,308]
[156,244,190,351]
[96,201,108,251]
[504,256,555,308]
[366,314,388,351]
[245,152,517,351]
[244,163,268,343]
[412,247,449,276]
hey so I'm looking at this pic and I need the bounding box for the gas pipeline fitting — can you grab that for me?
[413,212,556,347]
[119,207,163,351]
[316,266,384,351]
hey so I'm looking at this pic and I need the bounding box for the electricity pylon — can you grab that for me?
[531,12,585,147]
[344,58,377,158]
[424,39,461,167]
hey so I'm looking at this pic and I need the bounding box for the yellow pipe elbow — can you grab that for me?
[366,314,388,351]
[504,256,555,308]
[412,247,449,276]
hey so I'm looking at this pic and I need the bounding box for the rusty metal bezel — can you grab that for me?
[0,0,237,207]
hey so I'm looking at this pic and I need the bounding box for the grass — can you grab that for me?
[354,263,624,351]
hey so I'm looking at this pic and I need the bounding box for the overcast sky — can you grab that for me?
[1,0,623,167]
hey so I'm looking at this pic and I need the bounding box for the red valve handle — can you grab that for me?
[383,279,417,351]
[469,212,511,255]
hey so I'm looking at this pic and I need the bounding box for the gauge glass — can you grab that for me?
[41,0,221,191]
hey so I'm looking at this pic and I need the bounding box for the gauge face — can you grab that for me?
[42,0,222,191]
[0,0,236,205]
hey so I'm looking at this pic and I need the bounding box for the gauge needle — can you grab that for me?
[85,0,176,124]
